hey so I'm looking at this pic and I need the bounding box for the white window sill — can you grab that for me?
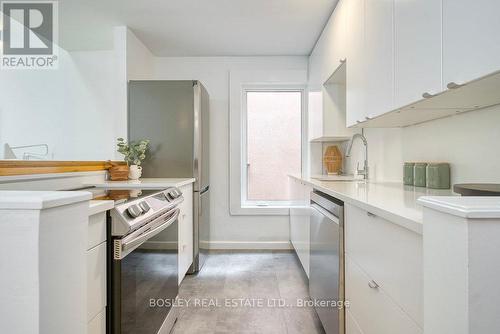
[230,203,308,216]
[231,206,289,216]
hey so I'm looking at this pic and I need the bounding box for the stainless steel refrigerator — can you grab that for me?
[128,80,210,273]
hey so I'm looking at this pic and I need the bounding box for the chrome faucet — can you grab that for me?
[346,132,368,180]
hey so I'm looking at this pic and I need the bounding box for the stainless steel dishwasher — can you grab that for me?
[309,190,345,334]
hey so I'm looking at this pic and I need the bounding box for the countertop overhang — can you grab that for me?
[0,190,92,210]
[418,196,500,219]
[86,178,196,189]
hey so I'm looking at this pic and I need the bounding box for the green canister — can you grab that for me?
[403,162,415,185]
[427,163,451,189]
[414,163,428,187]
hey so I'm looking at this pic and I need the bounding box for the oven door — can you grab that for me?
[110,209,179,334]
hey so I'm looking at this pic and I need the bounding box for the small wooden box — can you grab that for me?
[108,162,129,181]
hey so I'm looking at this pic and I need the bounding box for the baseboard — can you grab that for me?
[201,240,292,250]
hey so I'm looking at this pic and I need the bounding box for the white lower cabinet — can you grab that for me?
[87,212,108,334]
[344,203,423,333]
[87,310,106,334]
[345,256,422,334]
[346,309,363,334]
[289,177,312,277]
[178,183,194,284]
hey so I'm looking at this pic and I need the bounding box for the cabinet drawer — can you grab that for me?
[87,243,106,321]
[344,203,423,326]
[88,212,106,250]
[346,256,422,334]
[87,309,105,334]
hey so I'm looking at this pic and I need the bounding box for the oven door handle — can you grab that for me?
[114,209,180,260]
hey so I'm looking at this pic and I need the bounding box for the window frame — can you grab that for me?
[240,84,307,209]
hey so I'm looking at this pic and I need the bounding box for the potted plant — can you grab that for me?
[116,138,150,180]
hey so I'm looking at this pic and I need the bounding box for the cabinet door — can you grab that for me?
[87,243,106,322]
[289,179,311,277]
[87,310,105,334]
[395,0,442,108]
[364,0,395,120]
[331,0,348,63]
[178,183,194,284]
[345,0,366,127]
[308,90,323,141]
[443,0,500,85]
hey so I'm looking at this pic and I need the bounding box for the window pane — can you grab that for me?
[246,91,302,201]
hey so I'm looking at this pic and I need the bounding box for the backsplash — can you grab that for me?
[361,104,500,185]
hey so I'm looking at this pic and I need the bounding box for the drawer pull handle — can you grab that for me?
[368,280,379,289]
[447,82,464,89]
[367,212,376,218]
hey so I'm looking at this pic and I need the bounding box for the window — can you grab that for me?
[242,90,303,206]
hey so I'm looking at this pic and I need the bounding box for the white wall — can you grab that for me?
[152,57,308,246]
[0,46,120,160]
[309,1,500,185]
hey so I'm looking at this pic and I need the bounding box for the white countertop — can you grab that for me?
[0,191,92,210]
[289,174,455,234]
[86,178,196,189]
[418,196,500,219]
[89,200,115,216]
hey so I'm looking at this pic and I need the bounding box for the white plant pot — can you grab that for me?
[128,165,142,180]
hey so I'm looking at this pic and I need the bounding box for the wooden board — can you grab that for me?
[0,161,126,176]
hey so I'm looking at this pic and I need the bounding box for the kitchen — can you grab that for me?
[1,0,500,334]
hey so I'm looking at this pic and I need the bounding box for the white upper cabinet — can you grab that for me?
[345,0,366,127]
[443,0,500,86]
[308,90,324,141]
[363,0,395,121]
[331,0,348,63]
[394,0,442,108]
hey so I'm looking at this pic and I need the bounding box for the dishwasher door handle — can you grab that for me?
[311,203,340,225]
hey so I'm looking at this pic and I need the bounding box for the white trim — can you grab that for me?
[201,240,293,250]
[0,170,107,183]
[229,69,308,216]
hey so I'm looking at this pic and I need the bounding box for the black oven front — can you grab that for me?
[108,208,179,334]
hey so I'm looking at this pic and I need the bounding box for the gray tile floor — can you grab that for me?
[171,250,325,334]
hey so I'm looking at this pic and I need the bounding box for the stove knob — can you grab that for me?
[127,204,143,218]
[139,201,151,213]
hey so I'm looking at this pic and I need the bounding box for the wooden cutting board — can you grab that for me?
[323,145,343,175]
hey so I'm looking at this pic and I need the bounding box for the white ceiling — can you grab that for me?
[58,0,338,56]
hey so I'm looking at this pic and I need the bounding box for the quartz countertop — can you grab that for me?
[86,178,196,189]
[289,174,455,234]
[89,200,114,216]
[418,196,500,219]
[0,191,92,210]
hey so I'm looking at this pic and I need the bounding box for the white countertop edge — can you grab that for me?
[0,171,107,183]
[0,191,92,210]
[86,178,196,189]
[289,174,424,234]
[89,200,114,216]
[418,196,500,219]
